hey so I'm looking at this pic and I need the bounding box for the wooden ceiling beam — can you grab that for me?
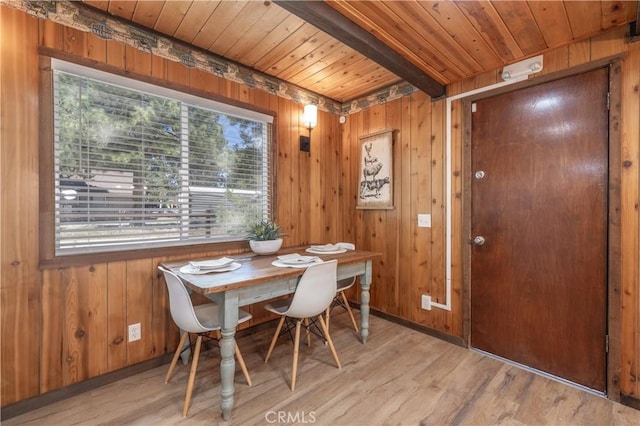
[274,0,446,99]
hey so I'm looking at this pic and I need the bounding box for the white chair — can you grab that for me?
[158,266,252,417]
[326,242,359,333]
[264,260,341,390]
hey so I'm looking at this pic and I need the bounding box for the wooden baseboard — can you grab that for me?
[620,393,640,410]
[357,303,466,348]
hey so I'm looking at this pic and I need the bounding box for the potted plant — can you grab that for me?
[247,220,283,255]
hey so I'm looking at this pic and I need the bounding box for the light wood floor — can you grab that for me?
[5,313,639,425]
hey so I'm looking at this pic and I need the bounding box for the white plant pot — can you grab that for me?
[249,238,283,255]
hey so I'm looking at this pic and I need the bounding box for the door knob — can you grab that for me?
[473,235,486,245]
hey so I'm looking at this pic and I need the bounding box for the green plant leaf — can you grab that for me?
[247,219,282,241]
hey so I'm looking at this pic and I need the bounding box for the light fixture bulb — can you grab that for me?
[303,104,317,130]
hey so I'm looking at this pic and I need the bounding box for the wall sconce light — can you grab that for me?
[299,104,317,154]
[501,55,543,81]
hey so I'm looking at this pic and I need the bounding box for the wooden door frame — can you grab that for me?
[461,58,623,401]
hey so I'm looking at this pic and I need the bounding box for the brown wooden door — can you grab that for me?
[470,68,609,391]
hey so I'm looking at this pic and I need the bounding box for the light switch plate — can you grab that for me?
[417,214,431,228]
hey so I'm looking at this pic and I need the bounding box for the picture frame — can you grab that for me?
[357,129,394,209]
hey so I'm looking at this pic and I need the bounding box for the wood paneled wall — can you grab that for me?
[340,27,640,400]
[338,93,456,333]
[0,6,340,405]
[1,5,639,408]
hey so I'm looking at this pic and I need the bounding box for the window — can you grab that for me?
[52,60,273,256]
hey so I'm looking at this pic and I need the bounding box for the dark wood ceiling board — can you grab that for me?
[336,74,403,102]
[416,1,503,72]
[107,1,137,21]
[224,5,292,63]
[268,31,336,78]
[601,0,635,28]
[340,2,464,83]
[285,42,355,85]
[324,59,389,89]
[378,1,479,79]
[328,70,396,95]
[527,1,574,49]
[239,13,306,67]
[275,37,344,82]
[454,0,523,62]
[130,1,165,30]
[252,22,321,72]
[189,1,246,51]
[210,2,277,55]
[286,44,359,85]
[491,1,549,55]
[386,0,481,76]
[336,79,401,103]
[152,1,192,36]
[306,57,385,94]
[173,1,222,44]
[276,0,446,98]
[300,55,374,96]
[328,0,452,83]
[292,48,376,93]
[329,1,448,77]
[564,1,604,39]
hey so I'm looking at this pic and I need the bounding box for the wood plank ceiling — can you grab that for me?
[81,0,638,103]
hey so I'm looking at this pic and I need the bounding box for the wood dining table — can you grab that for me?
[160,246,381,421]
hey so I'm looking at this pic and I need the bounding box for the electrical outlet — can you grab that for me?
[128,323,141,342]
[421,295,432,311]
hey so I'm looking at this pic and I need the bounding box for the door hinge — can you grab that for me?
[607,92,610,110]
[606,334,609,353]
[472,102,477,113]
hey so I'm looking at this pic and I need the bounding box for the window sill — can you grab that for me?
[39,240,250,270]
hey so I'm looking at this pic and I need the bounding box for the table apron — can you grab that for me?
[236,277,299,305]
[204,262,368,306]
[337,262,367,282]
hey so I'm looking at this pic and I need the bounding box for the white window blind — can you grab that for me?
[52,61,272,255]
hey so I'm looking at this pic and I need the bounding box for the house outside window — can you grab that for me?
[52,60,273,256]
